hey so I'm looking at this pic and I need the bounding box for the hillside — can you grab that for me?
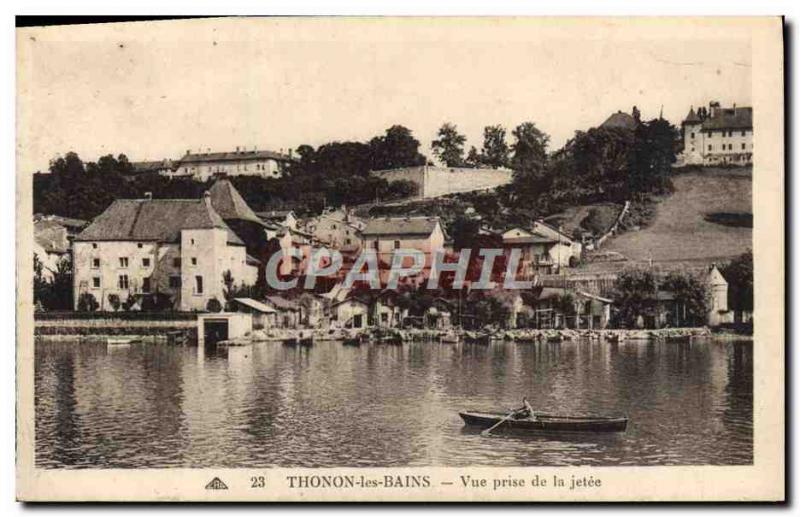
[584,167,752,270]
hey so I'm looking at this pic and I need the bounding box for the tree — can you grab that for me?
[108,294,122,312]
[465,146,483,168]
[206,298,223,312]
[369,125,427,170]
[611,268,659,328]
[660,272,710,326]
[629,118,679,195]
[450,215,481,250]
[77,292,99,312]
[510,121,549,179]
[49,152,85,177]
[386,179,418,200]
[721,251,753,315]
[431,123,467,167]
[480,125,510,168]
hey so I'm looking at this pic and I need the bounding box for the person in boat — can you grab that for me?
[512,398,537,420]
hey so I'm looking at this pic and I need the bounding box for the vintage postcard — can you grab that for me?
[16,17,784,502]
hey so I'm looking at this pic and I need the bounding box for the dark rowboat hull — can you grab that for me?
[459,411,627,433]
[299,338,314,347]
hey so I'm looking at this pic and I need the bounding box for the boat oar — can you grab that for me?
[481,409,517,436]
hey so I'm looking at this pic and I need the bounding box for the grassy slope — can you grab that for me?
[598,168,752,266]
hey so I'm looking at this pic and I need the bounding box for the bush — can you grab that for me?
[108,294,121,312]
[77,292,99,312]
[206,298,223,312]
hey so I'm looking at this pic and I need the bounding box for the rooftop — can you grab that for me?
[362,217,441,236]
[208,179,265,225]
[701,106,753,131]
[75,197,244,245]
[180,149,297,165]
[600,111,638,130]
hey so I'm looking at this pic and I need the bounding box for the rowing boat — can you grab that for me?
[107,337,140,346]
[459,410,628,433]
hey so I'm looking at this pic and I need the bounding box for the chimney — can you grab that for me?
[236,146,240,153]
[185,149,191,156]
[709,101,721,117]
[144,192,152,200]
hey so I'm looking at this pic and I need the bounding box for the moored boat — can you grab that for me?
[282,338,298,347]
[299,336,314,347]
[459,410,628,433]
[107,337,140,346]
[342,335,363,347]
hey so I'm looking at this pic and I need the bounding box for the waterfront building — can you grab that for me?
[501,220,582,276]
[72,192,258,311]
[519,288,612,329]
[229,297,277,330]
[330,296,370,329]
[168,147,296,181]
[370,165,512,200]
[680,101,753,166]
[263,295,302,328]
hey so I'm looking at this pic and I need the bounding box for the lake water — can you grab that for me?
[34,337,752,468]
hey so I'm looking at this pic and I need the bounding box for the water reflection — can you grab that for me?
[35,337,753,468]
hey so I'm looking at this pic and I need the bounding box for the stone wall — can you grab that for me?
[372,166,512,199]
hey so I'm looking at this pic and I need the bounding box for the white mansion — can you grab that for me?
[680,101,753,166]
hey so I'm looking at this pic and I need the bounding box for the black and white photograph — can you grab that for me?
[14,15,784,502]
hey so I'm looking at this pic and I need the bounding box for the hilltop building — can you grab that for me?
[72,193,258,311]
[371,165,512,200]
[680,101,753,166]
[166,148,297,181]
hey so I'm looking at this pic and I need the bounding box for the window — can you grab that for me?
[332,224,337,230]
[91,258,100,269]
[92,243,98,249]
[191,257,197,266]
[142,258,151,268]
[142,277,151,293]
[690,132,694,139]
[195,275,203,294]
[741,143,746,150]
[92,277,101,288]
[173,257,181,268]
[137,243,143,249]
[394,240,401,249]
[346,238,352,245]
[708,145,713,151]
[118,274,129,289]
[169,276,181,288]
[190,238,195,245]
[373,240,379,250]
[741,130,746,137]
[119,257,129,268]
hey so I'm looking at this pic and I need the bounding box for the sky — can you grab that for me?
[17,17,753,173]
